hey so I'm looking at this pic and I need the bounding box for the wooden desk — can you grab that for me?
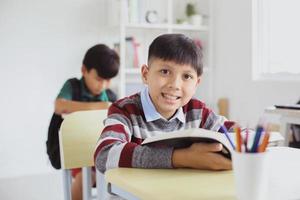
[106,168,234,200]
[265,106,300,145]
[105,147,300,200]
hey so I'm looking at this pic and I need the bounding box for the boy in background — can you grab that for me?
[94,34,233,175]
[55,44,119,200]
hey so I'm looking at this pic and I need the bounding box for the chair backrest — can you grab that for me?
[59,109,107,169]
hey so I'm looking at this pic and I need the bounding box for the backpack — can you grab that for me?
[46,78,81,169]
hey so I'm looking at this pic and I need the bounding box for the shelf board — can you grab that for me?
[125,23,209,31]
[171,24,209,31]
[125,23,168,30]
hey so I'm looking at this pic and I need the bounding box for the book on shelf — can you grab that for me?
[128,0,139,23]
[125,37,136,68]
[126,37,144,68]
[142,128,284,160]
[113,43,120,56]
[127,0,153,24]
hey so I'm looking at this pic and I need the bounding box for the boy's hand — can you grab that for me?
[172,143,232,171]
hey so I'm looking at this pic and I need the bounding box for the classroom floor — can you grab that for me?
[0,171,63,200]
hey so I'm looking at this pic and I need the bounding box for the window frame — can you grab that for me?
[252,0,300,81]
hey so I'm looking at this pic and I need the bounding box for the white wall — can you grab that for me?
[1,0,299,180]
[213,0,300,127]
[0,0,118,178]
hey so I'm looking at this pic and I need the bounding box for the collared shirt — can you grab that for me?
[140,86,185,123]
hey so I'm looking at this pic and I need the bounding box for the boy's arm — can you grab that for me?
[172,100,233,170]
[55,98,111,114]
[172,143,232,170]
[94,104,173,173]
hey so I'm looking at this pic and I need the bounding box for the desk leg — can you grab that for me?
[82,167,92,200]
[62,169,72,200]
[96,170,109,200]
[110,184,140,200]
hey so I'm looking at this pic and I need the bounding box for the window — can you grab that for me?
[252,0,300,81]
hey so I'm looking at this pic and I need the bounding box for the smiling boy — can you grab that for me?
[94,34,234,173]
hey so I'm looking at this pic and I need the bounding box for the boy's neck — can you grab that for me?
[81,77,102,98]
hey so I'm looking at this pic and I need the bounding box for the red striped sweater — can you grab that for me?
[94,92,234,173]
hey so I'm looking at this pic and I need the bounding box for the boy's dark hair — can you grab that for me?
[83,44,120,79]
[148,34,203,76]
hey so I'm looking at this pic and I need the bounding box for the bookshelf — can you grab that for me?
[117,0,214,106]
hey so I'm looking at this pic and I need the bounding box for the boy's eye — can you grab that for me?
[183,74,193,80]
[160,69,170,75]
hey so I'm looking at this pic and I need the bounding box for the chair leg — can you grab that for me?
[82,167,92,200]
[62,169,72,200]
[96,170,109,200]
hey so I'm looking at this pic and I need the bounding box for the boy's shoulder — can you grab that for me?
[62,77,80,85]
[182,98,209,113]
[108,93,143,116]
[61,77,81,90]
[57,78,81,100]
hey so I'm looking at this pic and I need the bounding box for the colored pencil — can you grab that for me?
[220,125,236,150]
[258,131,270,152]
[244,127,249,152]
[251,126,264,152]
[235,127,242,152]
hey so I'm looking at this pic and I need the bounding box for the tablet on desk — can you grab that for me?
[274,104,300,110]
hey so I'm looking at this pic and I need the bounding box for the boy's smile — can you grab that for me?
[162,93,180,103]
[142,58,201,120]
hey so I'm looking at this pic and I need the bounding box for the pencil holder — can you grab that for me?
[232,151,270,200]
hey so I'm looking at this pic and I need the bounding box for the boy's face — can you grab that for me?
[82,66,110,96]
[142,58,200,119]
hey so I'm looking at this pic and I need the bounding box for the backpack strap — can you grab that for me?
[69,78,81,101]
[106,89,117,102]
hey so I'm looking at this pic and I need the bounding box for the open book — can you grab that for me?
[142,128,284,160]
[142,128,234,159]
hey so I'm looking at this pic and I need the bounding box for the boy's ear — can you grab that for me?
[81,65,87,75]
[106,79,111,88]
[141,64,149,84]
[195,77,201,88]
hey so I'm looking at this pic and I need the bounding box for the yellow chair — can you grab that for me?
[59,109,108,200]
